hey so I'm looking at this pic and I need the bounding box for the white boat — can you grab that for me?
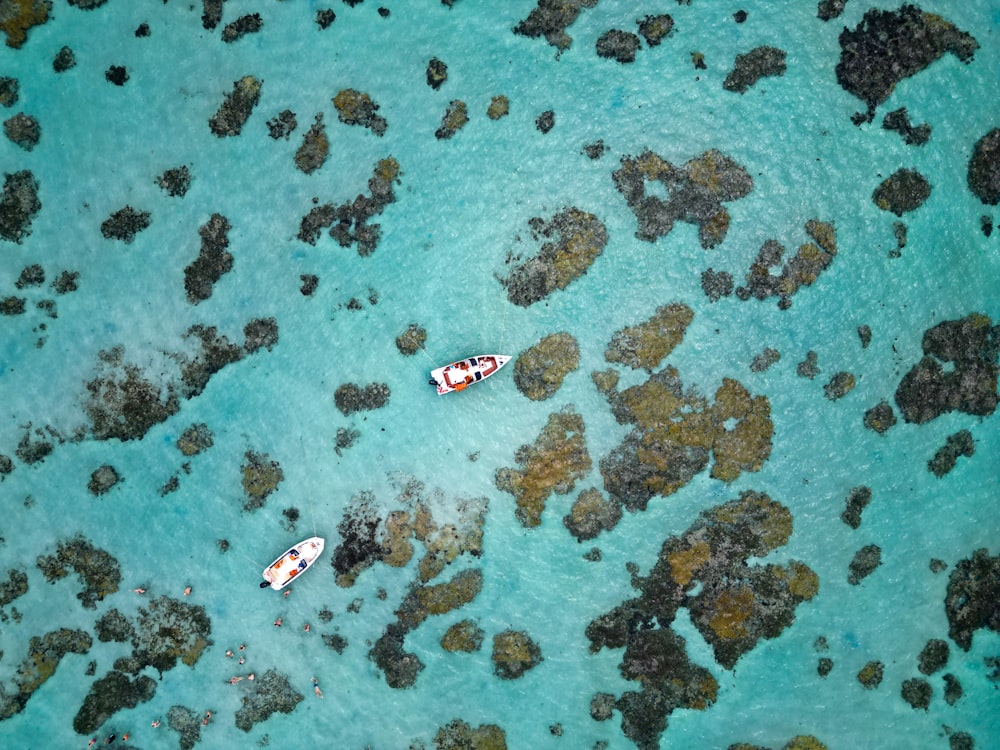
[429,354,511,395]
[259,536,325,590]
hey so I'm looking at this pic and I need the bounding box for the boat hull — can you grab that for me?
[261,536,325,590]
[429,354,511,395]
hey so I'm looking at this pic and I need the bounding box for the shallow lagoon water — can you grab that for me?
[1,1,999,748]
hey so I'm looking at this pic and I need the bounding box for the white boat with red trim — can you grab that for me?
[429,354,511,395]
[259,536,325,590]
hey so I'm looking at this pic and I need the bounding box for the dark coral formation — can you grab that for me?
[513,0,597,54]
[917,638,949,675]
[297,157,400,255]
[847,544,881,585]
[702,268,734,301]
[945,548,1000,651]
[185,213,232,303]
[535,109,554,134]
[513,332,579,401]
[492,629,543,679]
[817,0,848,21]
[599,366,772,512]
[156,165,192,197]
[872,168,931,216]
[840,486,871,529]
[0,0,50,49]
[3,112,39,150]
[87,464,122,496]
[723,46,786,93]
[241,450,284,512]
[613,149,753,247]
[234,669,303,732]
[332,88,387,136]
[0,628,91,722]
[433,719,507,749]
[735,220,837,309]
[295,114,329,174]
[167,705,204,750]
[94,608,133,643]
[882,107,931,146]
[0,170,41,243]
[750,348,780,373]
[836,5,978,124]
[928,429,975,477]
[84,347,181,440]
[36,534,121,608]
[586,491,816,749]
[100,205,151,244]
[395,324,427,356]
[894,314,999,424]
[596,29,641,64]
[487,95,509,120]
[53,45,75,72]
[209,75,262,136]
[968,128,1000,205]
[266,109,297,139]
[500,207,608,307]
[331,491,384,586]
[495,406,591,527]
[0,76,18,106]
[104,65,128,85]
[605,304,693,371]
[334,382,390,416]
[435,99,469,140]
[900,676,932,710]
[0,567,27,608]
[222,12,262,43]
[243,316,278,353]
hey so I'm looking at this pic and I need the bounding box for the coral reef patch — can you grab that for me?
[513,332,579,400]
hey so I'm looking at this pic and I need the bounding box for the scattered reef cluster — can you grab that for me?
[0,1,997,748]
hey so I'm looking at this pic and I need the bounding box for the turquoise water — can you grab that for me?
[1,1,999,748]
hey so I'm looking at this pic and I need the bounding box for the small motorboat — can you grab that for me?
[259,536,325,590]
[429,354,511,395]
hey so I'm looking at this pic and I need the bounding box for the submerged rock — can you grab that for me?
[823,371,856,400]
[0,170,41,243]
[426,57,448,89]
[87,464,122,496]
[836,6,978,124]
[156,165,192,197]
[945,548,1000,651]
[209,76,262,137]
[334,382,390,416]
[492,629,543,679]
[613,149,753,248]
[968,128,1000,205]
[222,12,262,43]
[735,220,837,309]
[435,100,468,140]
[596,29,641,64]
[500,207,608,307]
[295,114,329,174]
[863,400,897,434]
[564,487,622,541]
[185,213,232,303]
[882,107,931,146]
[901,677,932,710]
[723,46,786,93]
[840,486,871,529]
[918,638,949,675]
[3,112,40,150]
[848,544,882,585]
[52,45,75,72]
[266,109,297,139]
[495,406,590,527]
[514,332,579,400]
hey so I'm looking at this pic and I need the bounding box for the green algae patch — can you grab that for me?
[600,366,773,511]
[0,628,91,722]
[36,534,121,609]
[501,208,608,307]
[434,718,507,749]
[495,405,591,527]
[586,491,816,749]
[441,619,484,653]
[605,303,693,371]
[513,332,580,401]
[492,629,543,680]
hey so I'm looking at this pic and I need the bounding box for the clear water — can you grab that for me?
[1,1,998,748]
